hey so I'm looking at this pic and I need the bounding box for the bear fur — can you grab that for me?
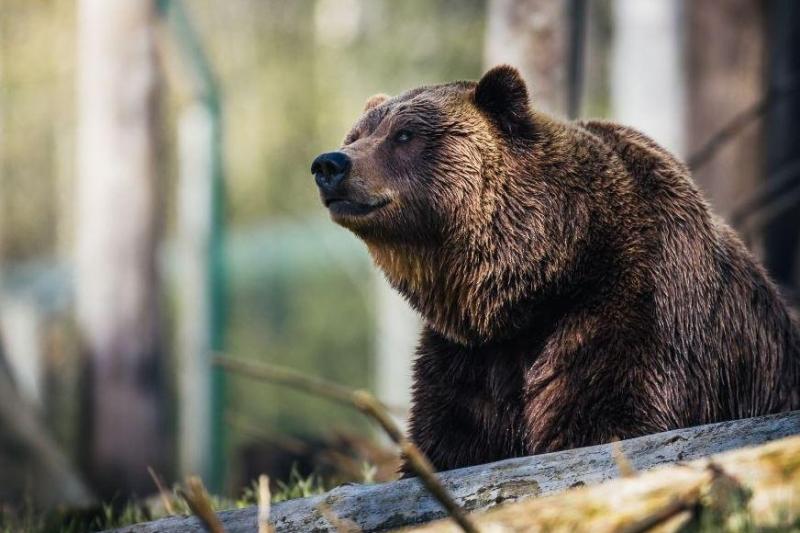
[315,65,800,472]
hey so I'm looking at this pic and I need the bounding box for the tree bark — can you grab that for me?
[108,411,800,533]
[75,0,167,497]
[484,0,569,116]
[686,0,766,221]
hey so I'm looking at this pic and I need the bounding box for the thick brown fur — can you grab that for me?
[316,65,800,472]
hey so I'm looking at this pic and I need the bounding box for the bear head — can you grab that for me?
[311,66,584,345]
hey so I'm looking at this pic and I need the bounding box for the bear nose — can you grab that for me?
[311,151,351,192]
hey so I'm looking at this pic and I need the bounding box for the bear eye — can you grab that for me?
[394,129,413,144]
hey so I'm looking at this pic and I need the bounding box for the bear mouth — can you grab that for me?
[324,197,390,217]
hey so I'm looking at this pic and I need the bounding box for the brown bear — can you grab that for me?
[311,65,800,472]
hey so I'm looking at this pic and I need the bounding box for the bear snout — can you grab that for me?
[311,151,351,194]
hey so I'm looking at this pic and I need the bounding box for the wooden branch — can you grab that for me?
[180,476,227,533]
[258,475,274,533]
[687,80,800,172]
[406,433,800,532]
[214,356,478,533]
[147,466,176,515]
[108,410,799,533]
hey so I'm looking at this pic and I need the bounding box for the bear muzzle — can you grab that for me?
[311,151,390,218]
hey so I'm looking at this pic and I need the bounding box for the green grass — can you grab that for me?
[0,468,331,533]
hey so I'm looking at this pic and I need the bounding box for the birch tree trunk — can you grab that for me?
[485,0,569,117]
[612,0,686,157]
[75,0,167,497]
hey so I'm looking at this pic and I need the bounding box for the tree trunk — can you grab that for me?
[764,0,800,302]
[484,0,569,116]
[176,103,215,482]
[611,0,686,156]
[686,0,765,221]
[75,0,167,497]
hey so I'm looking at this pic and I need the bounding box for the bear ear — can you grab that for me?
[363,93,391,112]
[474,65,534,139]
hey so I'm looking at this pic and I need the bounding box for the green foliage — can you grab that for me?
[271,466,328,503]
[0,0,74,261]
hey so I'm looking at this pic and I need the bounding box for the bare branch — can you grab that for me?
[687,96,769,171]
[687,81,800,171]
[258,475,274,533]
[214,355,479,533]
[180,476,226,533]
[148,466,176,515]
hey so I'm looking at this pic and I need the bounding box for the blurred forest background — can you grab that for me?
[0,0,798,522]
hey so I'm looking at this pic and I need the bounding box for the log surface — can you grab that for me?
[406,433,800,532]
[109,411,800,533]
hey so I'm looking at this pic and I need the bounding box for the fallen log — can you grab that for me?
[405,432,800,532]
[110,410,800,533]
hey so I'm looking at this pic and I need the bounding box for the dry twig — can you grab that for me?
[687,80,800,171]
[258,474,274,533]
[611,440,636,478]
[215,355,480,533]
[147,466,176,515]
[179,476,226,533]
